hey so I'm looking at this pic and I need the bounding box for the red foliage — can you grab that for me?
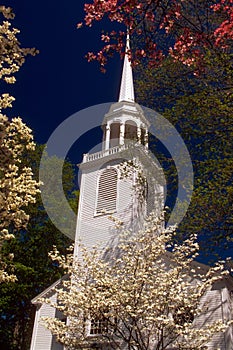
[78,0,233,69]
[211,0,233,47]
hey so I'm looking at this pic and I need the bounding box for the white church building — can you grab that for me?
[30,38,233,350]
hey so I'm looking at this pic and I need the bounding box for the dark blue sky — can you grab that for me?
[4,0,123,148]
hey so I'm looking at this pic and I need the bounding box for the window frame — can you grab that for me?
[94,167,118,216]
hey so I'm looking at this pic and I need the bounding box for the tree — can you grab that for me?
[134,43,233,258]
[0,6,39,283]
[78,0,233,259]
[41,213,231,350]
[0,145,77,350]
[78,0,233,72]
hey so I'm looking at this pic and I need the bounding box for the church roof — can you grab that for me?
[31,275,68,304]
[118,33,135,103]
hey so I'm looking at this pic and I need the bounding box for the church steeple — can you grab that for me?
[118,34,135,103]
[101,33,150,151]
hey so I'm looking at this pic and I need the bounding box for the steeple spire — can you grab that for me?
[118,33,135,103]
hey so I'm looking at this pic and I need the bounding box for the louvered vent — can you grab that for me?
[96,168,117,214]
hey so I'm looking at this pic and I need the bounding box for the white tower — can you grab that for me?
[74,36,164,255]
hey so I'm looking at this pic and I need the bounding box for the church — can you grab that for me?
[30,38,233,350]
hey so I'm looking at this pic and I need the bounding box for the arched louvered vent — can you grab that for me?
[96,168,118,215]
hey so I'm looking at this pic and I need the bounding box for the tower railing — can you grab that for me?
[82,144,132,163]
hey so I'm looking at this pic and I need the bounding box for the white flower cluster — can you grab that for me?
[0,6,38,84]
[0,7,40,283]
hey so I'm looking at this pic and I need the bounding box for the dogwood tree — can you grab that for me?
[42,213,232,349]
[0,6,39,282]
[78,0,233,71]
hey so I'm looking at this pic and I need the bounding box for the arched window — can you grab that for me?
[96,168,118,214]
[110,123,120,148]
[124,120,137,142]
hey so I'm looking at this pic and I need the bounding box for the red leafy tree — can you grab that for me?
[78,0,233,70]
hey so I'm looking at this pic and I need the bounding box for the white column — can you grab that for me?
[120,122,125,145]
[137,125,141,144]
[105,122,111,150]
[145,130,148,149]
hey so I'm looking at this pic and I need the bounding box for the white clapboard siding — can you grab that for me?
[194,284,232,349]
[75,162,134,253]
[30,292,63,350]
[224,286,233,349]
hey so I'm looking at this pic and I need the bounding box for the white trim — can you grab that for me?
[74,169,87,258]
[31,277,67,304]
[30,304,41,350]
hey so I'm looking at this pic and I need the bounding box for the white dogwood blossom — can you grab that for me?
[41,213,232,349]
[0,6,39,283]
[0,6,37,84]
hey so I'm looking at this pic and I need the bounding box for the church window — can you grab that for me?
[96,168,118,215]
[88,310,117,337]
[90,315,109,335]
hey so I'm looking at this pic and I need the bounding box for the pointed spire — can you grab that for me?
[118,33,135,103]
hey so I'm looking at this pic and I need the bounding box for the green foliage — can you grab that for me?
[135,48,233,259]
